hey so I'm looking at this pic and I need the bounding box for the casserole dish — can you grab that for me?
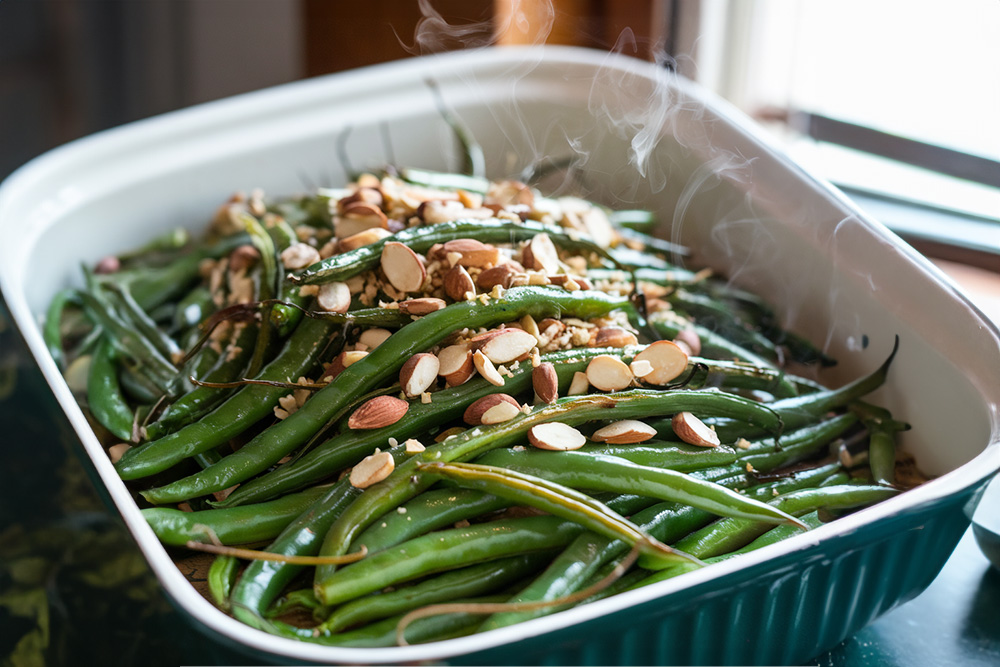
[1,46,998,665]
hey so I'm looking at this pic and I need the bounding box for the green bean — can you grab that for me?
[142,484,332,547]
[208,555,240,611]
[44,288,81,370]
[481,462,844,630]
[423,457,806,533]
[104,282,181,360]
[139,287,633,503]
[317,515,584,606]
[413,461,696,570]
[87,336,135,441]
[115,314,339,480]
[171,285,215,333]
[318,553,549,634]
[400,167,490,194]
[671,484,898,559]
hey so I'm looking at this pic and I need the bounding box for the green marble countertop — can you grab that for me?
[1,297,998,666]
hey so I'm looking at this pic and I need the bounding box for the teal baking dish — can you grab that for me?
[1,46,998,665]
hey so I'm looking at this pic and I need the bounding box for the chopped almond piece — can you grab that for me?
[672,412,720,448]
[381,242,426,293]
[585,355,633,391]
[399,353,440,397]
[632,340,689,385]
[592,420,657,444]
[528,422,587,451]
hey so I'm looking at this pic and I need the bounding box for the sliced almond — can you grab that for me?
[437,344,474,386]
[340,227,392,252]
[477,328,537,365]
[399,297,446,316]
[532,362,559,404]
[522,234,561,274]
[228,245,261,273]
[585,355,633,392]
[359,328,392,350]
[481,400,522,424]
[336,201,389,238]
[567,371,590,396]
[443,265,476,302]
[464,393,521,425]
[630,359,654,378]
[672,412,720,448]
[476,264,520,291]
[673,329,702,357]
[400,353,440,397]
[440,239,500,268]
[350,449,395,488]
[280,243,321,270]
[579,206,616,248]
[381,242,426,294]
[342,350,368,367]
[338,186,384,213]
[317,281,352,313]
[528,422,587,451]
[404,438,425,454]
[348,395,409,430]
[632,340,689,385]
[473,350,505,387]
[593,326,638,348]
[108,443,132,464]
[592,419,657,444]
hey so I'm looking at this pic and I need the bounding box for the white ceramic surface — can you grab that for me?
[1,46,999,664]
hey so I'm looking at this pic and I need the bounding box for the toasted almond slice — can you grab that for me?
[585,355,633,392]
[477,328,537,365]
[522,234,561,274]
[342,350,368,367]
[399,297,446,316]
[317,281,352,313]
[348,395,409,430]
[532,362,559,404]
[672,412,720,448]
[280,243,321,270]
[441,239,500,268]
[592,419,657,444]
[528,422,587,451]
[473,350,505,387]
[632,340,689,385]
[579,206,616,248]
[594,326,638,348]
[340,227,392,252]
[519,314,541,340]
[335,204,389,239]
[481,401,522,424]
[630,359,654,378]
[443,265,476,301]
[404,438,425,454]
[463,393,520,425]
[350,450,395,488]
[108,443,132,464]
[381,242,426,294]
[400,353,440,397]
[567,371,590,396]
[437,344,474,386]
[359,327,393,350]
[673,329,702,357]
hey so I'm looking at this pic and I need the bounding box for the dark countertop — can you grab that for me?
[1,296,998,666]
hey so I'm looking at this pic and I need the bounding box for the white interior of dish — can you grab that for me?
[2,46,999,664]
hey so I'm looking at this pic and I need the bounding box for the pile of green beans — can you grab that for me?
[50,161,918,650]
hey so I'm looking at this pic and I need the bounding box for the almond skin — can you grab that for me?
[593,326,638,348]
[400,353,440,397]
[532,362,559,404]
[522,234,560,274]
[476,264,520,291]
[672,411,720,447]
[340,227,392,252]
[348,395,409,430]
[463,393,520,426]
